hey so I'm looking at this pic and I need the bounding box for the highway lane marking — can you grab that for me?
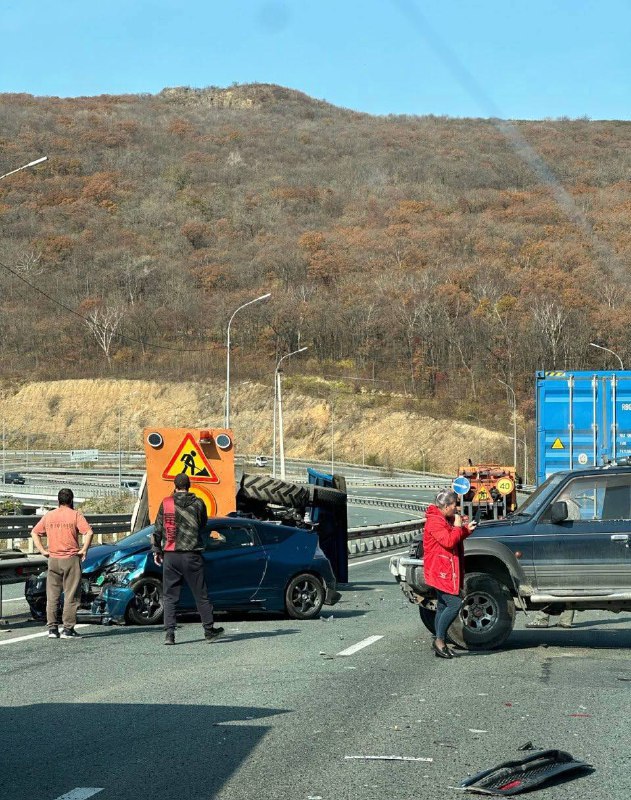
[2,596,28,603]
[51,790,104,800]
[349,550,406,567]
[0,624,90,646]
[337,635,384,656]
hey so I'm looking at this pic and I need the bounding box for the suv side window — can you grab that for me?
[542,474,631,522]
[204,525,256,551]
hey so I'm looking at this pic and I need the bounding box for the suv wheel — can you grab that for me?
[418,606,436,635]
[448,572,515,650]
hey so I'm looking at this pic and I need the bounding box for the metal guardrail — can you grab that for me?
[0,506,426,546]
[0,514,133,549]
[348,496,429,513]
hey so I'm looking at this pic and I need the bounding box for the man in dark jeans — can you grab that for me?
[152,473,223,645]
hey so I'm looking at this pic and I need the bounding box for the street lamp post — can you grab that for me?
[498,379,517,469]
[274,347,308,479]
[419,449,426,473]
[118,407,122,488]
[330,402,334,475]
[516,437,528,484]
[224,293,271,430]
[589,342,624,370]
[0,156,47,182]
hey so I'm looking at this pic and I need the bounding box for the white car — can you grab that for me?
[255,455,269,467]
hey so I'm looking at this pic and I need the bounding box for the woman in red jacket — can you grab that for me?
[423,488,477,659]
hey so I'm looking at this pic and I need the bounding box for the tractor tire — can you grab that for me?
[239,474,309,509]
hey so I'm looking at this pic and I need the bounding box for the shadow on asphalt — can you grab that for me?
[341,581,393,591]
[1,702,290,800]
[505,627,631,650]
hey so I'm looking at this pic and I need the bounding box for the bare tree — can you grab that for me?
[533,299,567,368]
[85,306,125,367]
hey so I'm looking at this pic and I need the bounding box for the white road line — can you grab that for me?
[0,624,90,646]
[1,596,27,603]
[52,789,104,800]
[349,550,406,567]
[337,634,383,657]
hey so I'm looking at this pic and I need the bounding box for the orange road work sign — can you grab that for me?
[144,427,236,522]
[162,432,219,483]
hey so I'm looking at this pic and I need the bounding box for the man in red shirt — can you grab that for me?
[31,488,93,639]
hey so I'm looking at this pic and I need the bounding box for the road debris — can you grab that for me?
[468,729,488,734]
[345,755,433,763]
[517,742,534,751]
[459,749,590,795]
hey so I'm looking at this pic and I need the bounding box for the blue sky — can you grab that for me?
[1,0,629,120]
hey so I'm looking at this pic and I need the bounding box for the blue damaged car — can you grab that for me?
[25,517,341,624]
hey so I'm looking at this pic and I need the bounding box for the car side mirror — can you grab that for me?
[550,501,569,524]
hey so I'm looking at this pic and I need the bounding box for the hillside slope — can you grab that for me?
[1,83,630,419]
[0,379,511,475]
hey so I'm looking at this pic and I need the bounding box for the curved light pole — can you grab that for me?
[498,379,517,469]
[589,342,624,370]
[0,156,47,182]
[224,293,271,429]
[1,157,48,485]
[274,347,308,479]
[516,436,528,484]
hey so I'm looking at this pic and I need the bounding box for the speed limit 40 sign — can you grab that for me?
[496,477,514,496]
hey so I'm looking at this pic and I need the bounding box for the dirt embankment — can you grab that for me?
[0,379,512,474]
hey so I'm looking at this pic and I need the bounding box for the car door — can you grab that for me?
[201,522,268,607]
[533,473,631,591]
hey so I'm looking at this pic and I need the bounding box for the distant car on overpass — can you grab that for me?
[3,472,26,485]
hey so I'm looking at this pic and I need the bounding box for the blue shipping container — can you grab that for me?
[536,370,631,485]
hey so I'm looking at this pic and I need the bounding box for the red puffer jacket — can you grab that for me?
[423,505,472,595]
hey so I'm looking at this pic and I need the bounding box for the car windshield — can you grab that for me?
[112,527,153,548]
[513,472,567,517]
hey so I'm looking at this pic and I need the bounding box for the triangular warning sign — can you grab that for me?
[551,438,565,450]
[162,433,219,483]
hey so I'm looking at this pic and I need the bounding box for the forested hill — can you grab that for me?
[1,83,630,422]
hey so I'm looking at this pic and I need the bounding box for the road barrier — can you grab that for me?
[0,514,132,551]
[0,508,423,552]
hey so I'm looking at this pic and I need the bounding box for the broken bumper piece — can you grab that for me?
[460,749,590,796]
[89,585,135,625]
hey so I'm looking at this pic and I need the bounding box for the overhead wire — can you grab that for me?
[0,258,228,353]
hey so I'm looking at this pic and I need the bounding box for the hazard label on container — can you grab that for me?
[162,433,219,483]
[551,438,565,450]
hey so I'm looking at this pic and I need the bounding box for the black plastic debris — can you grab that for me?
[460,750,590,795]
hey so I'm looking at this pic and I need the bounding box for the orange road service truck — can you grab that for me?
[144,427,236,522]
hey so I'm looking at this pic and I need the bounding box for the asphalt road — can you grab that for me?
[2,550,630,800]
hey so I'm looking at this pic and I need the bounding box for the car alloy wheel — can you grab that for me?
[285,573,325,620]
[127,577,164,625]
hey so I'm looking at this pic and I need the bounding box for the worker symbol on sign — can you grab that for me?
[180,449,208,476]
[162,433,219,484]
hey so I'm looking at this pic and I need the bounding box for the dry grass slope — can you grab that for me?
[1,379,510,474]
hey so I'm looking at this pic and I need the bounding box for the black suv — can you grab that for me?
[390,465,631,650]
[3,472,25,485]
